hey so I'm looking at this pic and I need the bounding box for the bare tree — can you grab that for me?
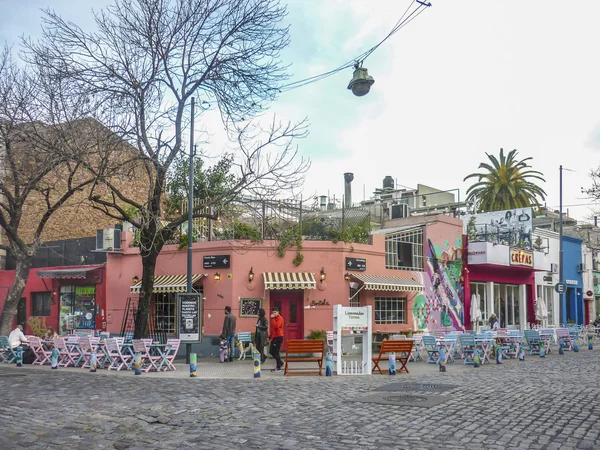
[26,0,310,337]
[0,47,119,334]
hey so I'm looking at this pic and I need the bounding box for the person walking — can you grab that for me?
[222,306,237,362]
[255,308,269,364]
[269,307,284,372]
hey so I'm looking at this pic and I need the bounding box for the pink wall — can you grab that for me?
[106,233,424,336]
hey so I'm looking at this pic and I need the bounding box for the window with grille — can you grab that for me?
[385,228,424,270]
[32,292,51,316]
[374,297,406,324]
[349,287,361,308]
[154,293,176,333]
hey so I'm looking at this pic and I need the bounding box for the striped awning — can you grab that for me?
[130,274,204,294]
[263,272,316,290]
[37,267,97,279]
[350,273,423,292]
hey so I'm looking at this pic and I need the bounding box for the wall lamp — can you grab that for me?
[214,272,221,281]
[320,267,326,283]
[248,267,254,282]
[132,275,140,284]
[344,273,351,281]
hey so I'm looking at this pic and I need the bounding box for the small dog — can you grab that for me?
[235,339,255,360]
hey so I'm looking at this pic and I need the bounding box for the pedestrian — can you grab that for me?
[255,308,268,364]
[269,307,284,372]
[8,324,28,349]
[488,313,498,330]
[222,306,237,362]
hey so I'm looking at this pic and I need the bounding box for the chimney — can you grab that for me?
[319,195,327,211]
[343,173,354,208]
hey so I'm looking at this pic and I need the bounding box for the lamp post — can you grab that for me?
[185,97,195,364]
[559,165,565,324]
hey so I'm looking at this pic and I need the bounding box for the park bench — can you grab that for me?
[284,339,324,375]
[372,340,414,374]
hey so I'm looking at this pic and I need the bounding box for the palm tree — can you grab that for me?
[464,148,546,212]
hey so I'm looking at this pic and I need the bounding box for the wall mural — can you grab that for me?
[413,237,464,331]
[463,207,533,250]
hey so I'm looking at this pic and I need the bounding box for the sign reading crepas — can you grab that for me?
[509,247,533,268]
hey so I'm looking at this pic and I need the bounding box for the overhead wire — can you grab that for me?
[278,0,431,92]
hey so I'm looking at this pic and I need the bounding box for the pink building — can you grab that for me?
[105,215,465,351]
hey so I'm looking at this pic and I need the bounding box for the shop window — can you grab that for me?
[374,297,406,324]
[349,287,361,308]
[32,292,51,316]
[537,285,554,325]
[494,284,520,328]
[470,282,487,323]
[154,293,176,333]
[385,228,424,271]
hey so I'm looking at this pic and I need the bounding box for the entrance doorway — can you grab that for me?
[17,297,26,328]
[269,290,304,349]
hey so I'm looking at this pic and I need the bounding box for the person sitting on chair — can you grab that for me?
[8,324,28,349]
[489,313,499,330]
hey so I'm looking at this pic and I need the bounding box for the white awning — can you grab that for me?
[130,274,204,293]
[350,273,423,292]
[263,272,316,290]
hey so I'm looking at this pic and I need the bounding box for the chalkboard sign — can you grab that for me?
[239,298,262,318]
[178,293,202,342]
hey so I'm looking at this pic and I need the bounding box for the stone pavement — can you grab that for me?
[1,350,599,449]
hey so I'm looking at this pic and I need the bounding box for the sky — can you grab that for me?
[2,0,600,222]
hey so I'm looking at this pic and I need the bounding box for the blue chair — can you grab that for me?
[0,336,17,364]
[422,335,440,364]
[459,334,476,364]
[524,330,541,355]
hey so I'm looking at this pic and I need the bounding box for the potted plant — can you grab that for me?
[306,329,327,358]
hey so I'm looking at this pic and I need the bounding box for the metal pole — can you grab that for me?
[185,97,195,364]
[559,165,565,325]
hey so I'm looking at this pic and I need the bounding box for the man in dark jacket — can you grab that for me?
[222,306,237,362]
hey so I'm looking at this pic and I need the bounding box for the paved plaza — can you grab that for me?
[1,351,599,450]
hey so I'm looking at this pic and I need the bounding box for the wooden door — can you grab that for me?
[270,290,304,349]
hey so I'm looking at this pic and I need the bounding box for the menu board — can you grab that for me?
[178,293,202,342]
[240,298,262,318]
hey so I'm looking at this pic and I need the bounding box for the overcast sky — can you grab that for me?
[2,0,600,221]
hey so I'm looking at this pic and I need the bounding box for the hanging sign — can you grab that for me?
[178,293,202,342]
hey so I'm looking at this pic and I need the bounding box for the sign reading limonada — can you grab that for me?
[339,308,369,328]
[177,293,202,342]
[509,247,533,268]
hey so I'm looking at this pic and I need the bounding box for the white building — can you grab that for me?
[533,229,559,327]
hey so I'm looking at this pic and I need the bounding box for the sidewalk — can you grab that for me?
[0,351,561,379]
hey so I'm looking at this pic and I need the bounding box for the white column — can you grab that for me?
[519,284,527,329]
[486,282,495,319]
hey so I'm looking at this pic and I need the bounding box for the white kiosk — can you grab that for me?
[332,304,373,375]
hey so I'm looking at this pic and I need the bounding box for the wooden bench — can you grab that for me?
[284,339,325,375]
[372,340,414,374]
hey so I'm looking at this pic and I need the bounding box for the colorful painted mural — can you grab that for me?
[414,237,464,331]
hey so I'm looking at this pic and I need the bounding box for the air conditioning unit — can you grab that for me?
[550,263,558,274]
[594,276,600,286]
[96,228,122,251]
[577,263,586,273]
[391,203,410,219]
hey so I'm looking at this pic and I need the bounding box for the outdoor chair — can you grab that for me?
[105,338,132,371]
[459,334,476,364]
[132,339,161,372]
[408,334,424,362]
[556,328,574,351]
[79,337,105,369]
[422,335,440,364]
[326,331,334,353]
[164,338,180,371]
[28,336,52,365]
[53,337,78,367]
[0,336,17,364]
[523,330,542,355]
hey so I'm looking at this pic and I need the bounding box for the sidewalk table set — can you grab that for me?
[0,333,180,373]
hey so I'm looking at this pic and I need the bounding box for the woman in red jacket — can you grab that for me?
[269,307,285,371]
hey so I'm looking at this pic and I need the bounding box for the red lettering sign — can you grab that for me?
[509,248,533,267]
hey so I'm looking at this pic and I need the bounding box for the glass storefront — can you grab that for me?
[494,283,520,328]
[537,285,555,325]
[470,282,487,324]
[59,285,96,333]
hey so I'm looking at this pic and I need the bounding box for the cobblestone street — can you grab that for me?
[1,351,599,450]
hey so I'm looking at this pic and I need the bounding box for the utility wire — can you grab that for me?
[279,0,431,92]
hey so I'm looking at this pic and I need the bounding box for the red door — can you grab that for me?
[270,290,304,349]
